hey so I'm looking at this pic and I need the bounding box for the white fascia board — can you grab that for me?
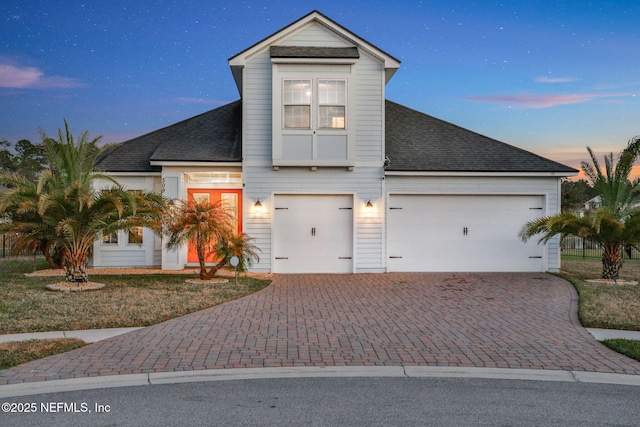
[149,161,243,167]
[385,171,578,178]
[104,172,162,176]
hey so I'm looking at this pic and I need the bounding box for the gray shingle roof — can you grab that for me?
[270,46,360,59]
[94,101,242,172]
[95,99,576,174]
[384,100,577,173]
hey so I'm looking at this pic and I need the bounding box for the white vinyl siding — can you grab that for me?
[90,175,161,268]
[278,22,353,48]
[354,50,384,163]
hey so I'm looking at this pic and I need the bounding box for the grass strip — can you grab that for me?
[600,339,640,362]
[0,338,86,370]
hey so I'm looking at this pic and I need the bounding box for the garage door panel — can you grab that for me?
[274,195,353,273]
[388,195,544,272]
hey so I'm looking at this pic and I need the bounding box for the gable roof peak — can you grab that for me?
[228,10,400,96]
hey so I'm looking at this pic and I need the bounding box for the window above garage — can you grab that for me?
[271,48,356,169]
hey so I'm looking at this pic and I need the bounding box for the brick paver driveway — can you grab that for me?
[2,273,640,385]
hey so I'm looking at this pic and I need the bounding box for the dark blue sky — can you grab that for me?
[1,0,638,172]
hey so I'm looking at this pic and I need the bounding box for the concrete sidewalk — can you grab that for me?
[0,327,144,344]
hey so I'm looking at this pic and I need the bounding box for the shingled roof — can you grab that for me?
[94,100,242,172]
[270,46,360,59]
[95,99,575,174]
[384,100,577,173]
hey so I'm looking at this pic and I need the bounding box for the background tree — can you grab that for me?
[561,178,596,212]
[521,136,640,279]
[14,139,47,181]
[0,139,15,173]
[0,139,48,181]
[0,121,166,282]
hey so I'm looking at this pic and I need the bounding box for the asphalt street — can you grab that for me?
[2,377,640,426]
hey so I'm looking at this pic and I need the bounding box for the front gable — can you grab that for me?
[230,11,400,170]
[228,11,400,95]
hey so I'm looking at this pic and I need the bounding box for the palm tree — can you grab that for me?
[520,136,640,279]
[164,198,235,280]
[163,198,260,280]
[0,120,167,282]
[215,232,261,273]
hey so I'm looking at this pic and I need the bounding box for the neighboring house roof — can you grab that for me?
[384,100,577,173]
[94,100,242,172]
[95,99,576,175]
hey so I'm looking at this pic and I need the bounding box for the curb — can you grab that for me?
[2,366,640,398]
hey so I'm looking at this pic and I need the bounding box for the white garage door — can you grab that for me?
[274,195,353,273]
[387,195,544,272]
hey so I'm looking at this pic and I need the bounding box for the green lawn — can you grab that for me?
[559,257,640,331]
[0,258,271,334]
[0,257,271,370]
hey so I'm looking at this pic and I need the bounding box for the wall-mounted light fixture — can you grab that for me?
[365,199,373,214]
[254,199,262,213]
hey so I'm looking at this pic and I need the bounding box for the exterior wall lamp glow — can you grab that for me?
[254,199,262,213]
[365,199,373,214]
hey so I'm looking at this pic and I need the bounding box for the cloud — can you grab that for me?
[466,92,635,108]
[0,62,84,89]
[535,76,577,83]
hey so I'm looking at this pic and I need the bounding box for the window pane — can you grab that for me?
[319,106,345,129]
[191,193,210,205]
[221,193,238,231]
[318,80,345,105]
[284,105,310,128]
[103,232,118,245]
[128,227,143,245]
[283,80,311,104]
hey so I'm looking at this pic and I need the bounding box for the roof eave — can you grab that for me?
[385,170,578,177]
[149,161,243,167]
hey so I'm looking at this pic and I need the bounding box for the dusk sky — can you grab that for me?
[1,0,638,174]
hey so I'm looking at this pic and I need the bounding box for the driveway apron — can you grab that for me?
[2,272,640,385]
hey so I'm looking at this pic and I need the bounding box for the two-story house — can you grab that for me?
[93,10,577,274]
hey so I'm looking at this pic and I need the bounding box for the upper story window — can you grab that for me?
[318,80,345,129]
[284,80,311,129]
[283,79,346,130]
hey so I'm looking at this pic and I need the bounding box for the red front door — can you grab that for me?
[187,189,242,263]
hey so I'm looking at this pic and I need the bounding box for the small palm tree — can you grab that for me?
[164,199,261,280]
[0,121,167,283]
[520,136,640,279]
[164,198,235,280]
[215,232,261,273]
